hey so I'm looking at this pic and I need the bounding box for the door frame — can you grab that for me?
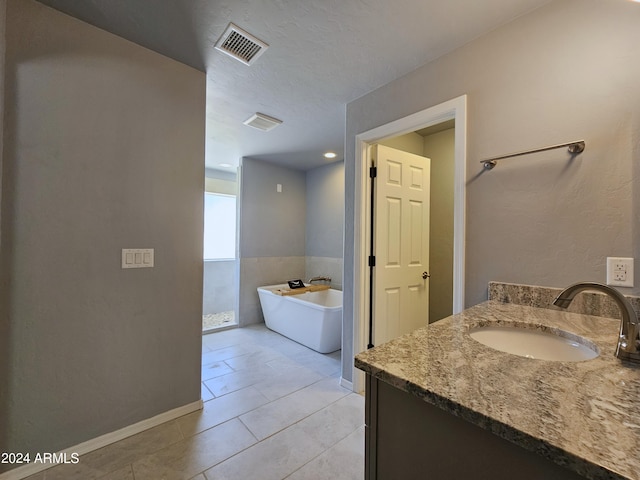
[352,95,467,392]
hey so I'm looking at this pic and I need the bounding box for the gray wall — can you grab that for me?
[306,161,344,289]
[379,132,424,155]
[239,158,307,325]
[424,128,455,323]
[343,0,640,382]
[306,161,344,259]
[240,158,306,258]
[0,0,205,464]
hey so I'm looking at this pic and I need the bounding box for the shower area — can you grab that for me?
[203,169,238,333]
[202,259,236,331]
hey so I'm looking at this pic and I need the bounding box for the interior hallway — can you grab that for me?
[26,325,365,480]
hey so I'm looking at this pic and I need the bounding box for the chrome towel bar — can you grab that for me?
[480,140,585,170]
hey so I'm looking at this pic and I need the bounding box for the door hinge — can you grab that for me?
[369,166,377,178]
[368,255,376,267]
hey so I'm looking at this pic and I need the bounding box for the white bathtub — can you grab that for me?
[257,284,342,353]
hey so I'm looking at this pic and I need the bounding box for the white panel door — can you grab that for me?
[373,145,431,346]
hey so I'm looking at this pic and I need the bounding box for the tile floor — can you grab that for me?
[27,325,364,480]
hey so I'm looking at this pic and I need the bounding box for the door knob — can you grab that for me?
[422,271,430,279]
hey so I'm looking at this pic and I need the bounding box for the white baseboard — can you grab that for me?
[0,399,203,480]
[339,377,354,392]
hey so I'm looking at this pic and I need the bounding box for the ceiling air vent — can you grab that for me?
[215,23,268,66]
[243,113,283,131]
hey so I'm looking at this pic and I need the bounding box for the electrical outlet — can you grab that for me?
[606,257,634,287]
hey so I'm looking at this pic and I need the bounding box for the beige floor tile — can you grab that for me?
[177,386,269,438]
[23,472,45,480]
[42,422,183,480]
[132,419,256,480]
[242,325,293,343]
[201,330,246,350]
[40,461,100,480]
[239,377,351,440]
[295,393,365,449]
[85,420,184,469]
[267,349,341,377]
[286,426,365,480]
[203,420,325,480]
[201,383,215,402]
[98,464,135,480]
[222,346,287,371]
[201,361,235,382]
[259,336,318,357]
[203,362,279,397]
[43,463,133,480]
[201,344,256,366]
[289,350,342,377]
[204,392,363,480]
[252,365,325,401]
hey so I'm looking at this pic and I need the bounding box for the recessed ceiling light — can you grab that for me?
[324,152,337,159]
[219,163,233,168]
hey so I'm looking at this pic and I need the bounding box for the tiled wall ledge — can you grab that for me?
[305,256,343,291]
[489,281,640,321]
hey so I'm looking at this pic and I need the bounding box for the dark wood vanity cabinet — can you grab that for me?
[364,375,586,480]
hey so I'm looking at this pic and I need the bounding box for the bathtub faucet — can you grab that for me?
[309,276,332,284]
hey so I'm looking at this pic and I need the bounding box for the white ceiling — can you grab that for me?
[37,0,552,172]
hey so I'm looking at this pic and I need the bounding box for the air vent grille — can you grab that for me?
[243,113,282,131]
[215,23,268,65]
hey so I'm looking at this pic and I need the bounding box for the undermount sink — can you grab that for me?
[469,325,599,362]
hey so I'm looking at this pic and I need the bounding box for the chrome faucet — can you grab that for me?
[308,276,331,284]
[553,282,640,364]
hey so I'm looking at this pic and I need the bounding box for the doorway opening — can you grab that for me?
[203,169,239,333]
[352,95,467,391]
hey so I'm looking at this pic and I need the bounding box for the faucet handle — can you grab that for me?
[619,334,631,353]
[620,325,640,354]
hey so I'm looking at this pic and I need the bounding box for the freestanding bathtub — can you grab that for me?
[257,284,342,353]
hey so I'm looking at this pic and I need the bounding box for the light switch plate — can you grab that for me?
[606,257,633,287]
[122,249,154,269]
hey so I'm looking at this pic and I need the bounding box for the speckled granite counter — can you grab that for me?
[355,300,640,480]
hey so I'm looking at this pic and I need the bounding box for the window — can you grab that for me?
[203,193,236,260]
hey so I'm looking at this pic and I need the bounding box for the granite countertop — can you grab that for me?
[355,300,640,480]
